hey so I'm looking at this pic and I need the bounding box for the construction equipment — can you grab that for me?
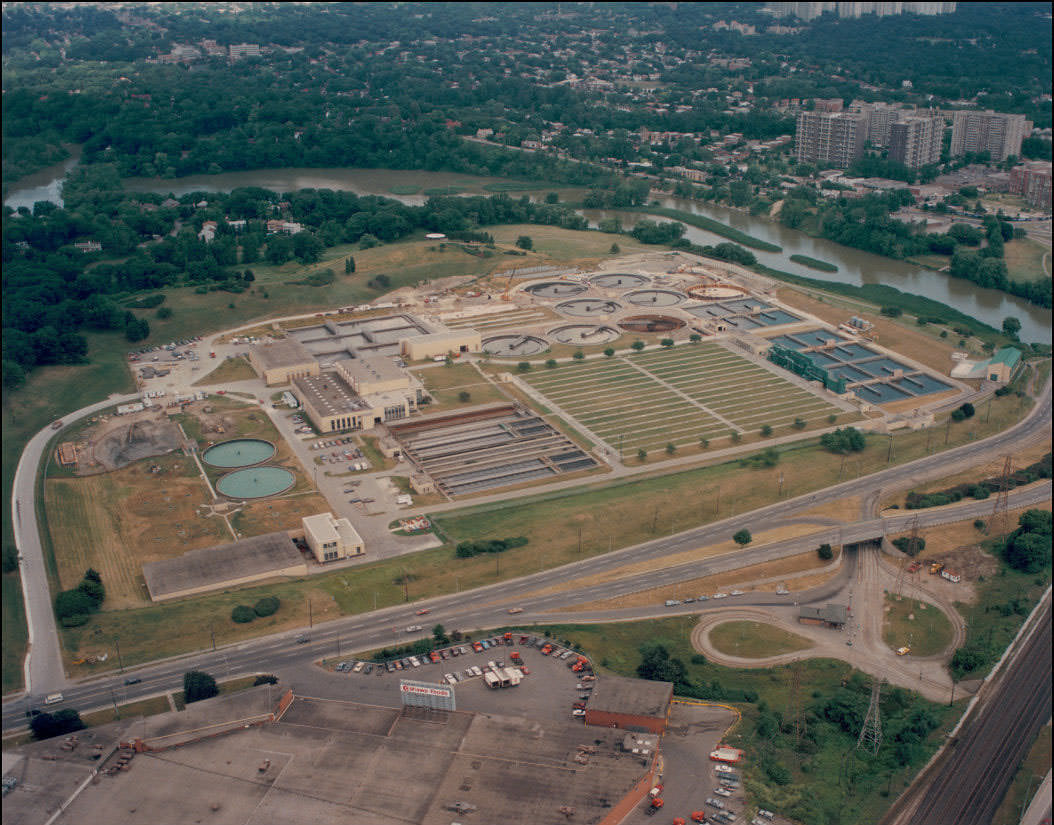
[929,562,944,574]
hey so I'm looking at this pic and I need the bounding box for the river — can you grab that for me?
[5,163,1050,342]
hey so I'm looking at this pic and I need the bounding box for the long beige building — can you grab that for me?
[249,338,320,386]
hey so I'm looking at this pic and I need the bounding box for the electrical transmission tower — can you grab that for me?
[991,455,1013,535]
[856,677,883,754]
[790,659,807,748]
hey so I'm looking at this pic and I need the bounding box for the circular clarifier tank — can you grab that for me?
[555,299,622,317]
[590,273,649,289]
[624,289,686,307]
[548,325,621,345]
[481,335,549,357]
[618,315,686,333]
[216,466,295,499]
[202,438,277,468]
[524,281,587,299]
[687,285,748,300]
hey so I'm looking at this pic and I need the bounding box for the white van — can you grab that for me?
[44,692,64,705]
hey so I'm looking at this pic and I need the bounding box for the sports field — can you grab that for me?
[522,342,849,454]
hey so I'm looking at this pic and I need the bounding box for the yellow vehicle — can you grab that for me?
[896,646,911,656]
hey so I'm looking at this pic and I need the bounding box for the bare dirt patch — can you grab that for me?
[795,496,861,522]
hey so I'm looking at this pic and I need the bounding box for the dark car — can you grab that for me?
[124,677,142,686]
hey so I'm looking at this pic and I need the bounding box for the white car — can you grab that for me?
[715,787,733,797]
[444,673,456,685]
[713,593,729,599]
[404,624,423,633]
[729,589,744,596]
[572,709,586,717]
[715,764,735,774]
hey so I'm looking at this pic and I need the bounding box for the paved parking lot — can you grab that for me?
[299,634,594,726]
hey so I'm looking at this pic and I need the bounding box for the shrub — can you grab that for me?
[156,306,173,319]
[253,674,278,686]
[573,350,585,360]
[183,670,219,703]
[760,424,773,437]
[31,709,84,740]
[253,596,280,617]
[231,605,256,623]
[974,519,986,530]
[689,333,702,343]
[603,348,615,357]
[458,390,471,402]
[817,543,833,561]
[820,427,866,454]
[545,359,558,369]
[892,536,926,556]
[637,448,647,462]
[793,417,807,430]
[733,529,752,546]
[666,442,676,455]
[55,589,97,622]
[880,306,903,317]
[631,340,646,351]
[660,338,674,348]
[516,361,531,373]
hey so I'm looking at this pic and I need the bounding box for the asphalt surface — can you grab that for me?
[881,590,1052,825]
[6,376,1049,724]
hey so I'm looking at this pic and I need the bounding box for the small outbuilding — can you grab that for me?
[584,674,673,734]
[798,603,849,628]
[302,512,364,563]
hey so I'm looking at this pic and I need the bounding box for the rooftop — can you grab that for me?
[142,531,305,600]
[251,337,316,370]
[292,371,370,417]
[586,673,673,719]
[799,603,849,625]
[302,512,363,547]
[337,352,410,389]
[991,347,1022,367]
[35,692,653,825]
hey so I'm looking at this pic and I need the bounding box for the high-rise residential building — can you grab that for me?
[766,2,956,19]
[850,101,903,147]
[888,115,945,169]
[795,111,868,168]
[950,110,1028,162]
[1009,162,1052,211]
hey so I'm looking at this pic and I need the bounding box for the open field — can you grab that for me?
[44,454,229,608]
[412,362,512,410]
[709,620,814,658]
[992,722,1052,825]
[522,342,851,454]
[193,355,257,386]
[1,574,27,695]
[530,617,960,825]
[487,224,647,263]
[882,593,954,657]
[1004,236,1050,282]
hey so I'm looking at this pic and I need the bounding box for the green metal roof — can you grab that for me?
[991,347,1022,367]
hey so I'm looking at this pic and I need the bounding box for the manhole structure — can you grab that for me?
[589,273,649,289]
[624,289,686,307]
[618,315,686,333]
[548,325,621,345]
[555,299,622,318]
[481,335,549,357]
[524,281,587,299]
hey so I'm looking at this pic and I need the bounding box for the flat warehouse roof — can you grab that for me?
[293,372,369,416]
[251,338,315,370]
[337,353,406,386]
[143,531,304,599]
[586,674,673,719]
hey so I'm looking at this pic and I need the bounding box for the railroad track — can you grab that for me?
[883,593,1052,825]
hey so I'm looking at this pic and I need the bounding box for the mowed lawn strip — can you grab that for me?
[709,620,815,658]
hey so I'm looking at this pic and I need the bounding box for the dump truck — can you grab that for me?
[510,650,522,664]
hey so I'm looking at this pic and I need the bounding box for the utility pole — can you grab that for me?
[111,688,120,720]
[886,434,895,464]
[210,622,216,652]
[402,568,409,602]
[308,598,313,628]
[944,417,951,445]
[114,636,125,673]
[577,524,583,555]
[777,471,784,497]
[856,677,883,755]
[336,635,341,657]
[985,396,992,423]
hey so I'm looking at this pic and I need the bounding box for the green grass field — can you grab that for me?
[522,343,849,454]
[992,723,1052,825]
[709,620,814,657]
[413,362,512,410]
[882,594,954,657]
[1003,237,1050,282]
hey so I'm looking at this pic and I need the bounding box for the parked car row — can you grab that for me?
[128,337,201,361]
[664,589,751,607]
[310,437,355,450]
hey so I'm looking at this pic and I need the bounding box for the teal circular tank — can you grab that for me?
[216,466,295,499]
[202,439,276,468]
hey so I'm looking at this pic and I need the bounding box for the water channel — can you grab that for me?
[5,163,1050,342]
